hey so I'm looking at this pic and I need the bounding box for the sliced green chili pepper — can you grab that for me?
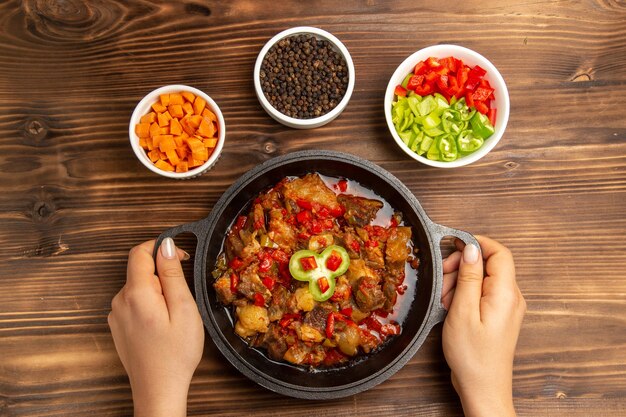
[457,130,484,153]
[289,245,350,302]
[438,134,458,162]
[469,111,495,139]
[401,73,413,89]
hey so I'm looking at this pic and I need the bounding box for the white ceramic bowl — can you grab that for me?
[129,84,225,179]
[253,26,355,129]
[384,44,509,168]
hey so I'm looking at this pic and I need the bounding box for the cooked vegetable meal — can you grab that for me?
[211,173,420,368]
[392,56,496,162]
[134,91,219,173]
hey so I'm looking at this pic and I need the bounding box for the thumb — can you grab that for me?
[448,243,484,319]
[156,237,194,315]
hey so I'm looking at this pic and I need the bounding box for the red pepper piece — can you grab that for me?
[323,348,346,366]
[280,313,300,328]
[426,57,441,68]
[350,240,360,252]
[439,56,457,73]
[230,273,239,293]
[330,205,344,217]
[456,65,469,90]
[317,206,331,218]
[326,312,335,339]
[261,276,275,290]
[436,74,449,91]
[364,316,383,333]
[339,307,353,317]
[474,101,489,115]
[415,83,434,96]
[325,251,343,272]
[413,60,428,75]
[299,256,317,271]
[380,322,401,336]
[229,257,244,270]
[296,210,312,224]
[470,65,487,78]
[406,74,424,91]
[365,240,378,248]
[394,85,407,97]
[253,292,265,306]
[296,199,313,210]
[465,92,475,109]
[317,277,330,293]
[336,179,348,193]
[234,215,247,231]
[309,220,323,234]
[389,217,398,228]
[488,108,497,126]
[472,87,494,102]
[259,257,273,273]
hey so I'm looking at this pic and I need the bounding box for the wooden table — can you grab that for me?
[1,1,625,415]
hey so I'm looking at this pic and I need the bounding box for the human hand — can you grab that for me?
[441,236,526,417]
[108,238,204,417]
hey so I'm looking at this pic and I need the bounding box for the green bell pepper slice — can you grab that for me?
[469,112,495,139]
[289,245,350,302]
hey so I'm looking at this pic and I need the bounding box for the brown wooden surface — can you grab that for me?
[1,0,625,415]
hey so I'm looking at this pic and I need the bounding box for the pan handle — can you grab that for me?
[426,221,480,328]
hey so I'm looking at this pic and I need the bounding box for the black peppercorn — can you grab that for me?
[260,34,349,120]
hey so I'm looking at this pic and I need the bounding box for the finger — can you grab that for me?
[475,235,516,280]
[448,243,484,319]
[126,240,157,286]
[442,270,458,299]
[155,237,194,317]
[443,250,462,274]
[442,288,455,310]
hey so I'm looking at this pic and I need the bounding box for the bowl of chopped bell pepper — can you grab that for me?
[384,44,509,167]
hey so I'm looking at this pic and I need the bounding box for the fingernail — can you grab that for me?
[161,237,176,259]
[181,250,191,261]
[463,243,479,264]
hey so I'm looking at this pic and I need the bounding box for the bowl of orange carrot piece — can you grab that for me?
[129,85,225,179]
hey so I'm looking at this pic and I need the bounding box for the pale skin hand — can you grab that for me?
[441,236,526,417]
[108,238,204,417]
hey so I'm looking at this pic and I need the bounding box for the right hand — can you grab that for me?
[441,236,526,417]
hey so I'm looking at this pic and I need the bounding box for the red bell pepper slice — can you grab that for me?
[230,273,239,293]
[456,65,469,90]
[474,100,489,115]
[426,57,441,69]
[470,65,487,78]
[325,251,343,272]
[336,179,348,192]
[414,83,434,96]
[234,215,247,231]
[436,74,449,91]
[296,199,313,210]
[296,210,312,224]
[229,257,244,270]
[439,57,457,73]
[253,292,265,306]
[299,256,317,271]
[326,312,335,339]
[394,85,407,97]
[465,92,475,109]
[413,61,428,75]
[488,108,497,126]
[261,276,275,290]
[472,86,494,102]
[406,74,424,91]
[259,257,273,273]
[317,276,330,293]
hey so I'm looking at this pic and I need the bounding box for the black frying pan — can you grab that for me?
[155,150,477,399]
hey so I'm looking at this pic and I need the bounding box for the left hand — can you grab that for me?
[108,238,204,417]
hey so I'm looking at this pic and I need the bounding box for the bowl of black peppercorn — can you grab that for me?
[254,26,355,129]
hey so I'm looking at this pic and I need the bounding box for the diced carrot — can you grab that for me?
[182,91,196,103]
[166,149,180,166]
[187,114,203,128]
[176,160,189,173]
[158,150,168,160]
[140,112,157,124]
[173,135,184,148]
[185,137,205,152]
[170,118,182,136]
[155,159,174,172]
[203,138,218,148]
[152,134,162,148]
[149,122,160,137]
[192,147,209,161]
[202,108,218,123]
[159,127,169,135]
[148,150,160,162]
[157,112,170,127]
[182,102,194,115]
[139,137,148,149]
[169,93,184,105]
[151,102,166,113]
[197,118,215,137]
[135,122,150,138]
[158,135,176,152]
[188,156,204,168]
[193,97,206,115]
[180,117,196,136]
[176,146,188,159]
[145,136,154,150]
[159,94,170,107]
[168,104,184,119]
